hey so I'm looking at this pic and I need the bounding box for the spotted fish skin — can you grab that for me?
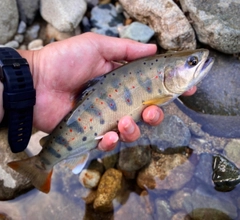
[8,49,214,193]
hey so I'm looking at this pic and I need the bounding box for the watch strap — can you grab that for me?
[0,47,36,153]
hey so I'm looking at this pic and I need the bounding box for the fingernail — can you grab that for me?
[123,119,135,134]
[110,134,119,144]
[147,109,160,122]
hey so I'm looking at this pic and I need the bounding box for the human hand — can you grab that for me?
[18,33,196,151]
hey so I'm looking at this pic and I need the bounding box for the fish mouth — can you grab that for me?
[201,57,215,72]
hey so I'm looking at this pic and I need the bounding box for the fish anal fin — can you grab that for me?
[8,156,53,194]
[142,95,173,106]
[63,153,89,174]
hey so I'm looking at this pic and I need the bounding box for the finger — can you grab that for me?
[182,86,197,96]
[142,106,164,126]
[118,116,141,142]
[83,32,157,61]
[98,131,119,151]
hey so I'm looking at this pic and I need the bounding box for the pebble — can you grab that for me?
[224,139,240,168]
[155,199,173,220]
[180,0,240,54]
[79,169,101,188]
[14,34,24,44]
[4,40,19,49]
[25,24,40,42]
[90,4,124,37]
[40,0,87,32]
[93,168,122,212]
[28,39,43,50]
[118,21,154,43]
[17,21,27,34]
[119,0,196,50]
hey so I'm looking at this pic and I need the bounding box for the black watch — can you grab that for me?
[0,47,36,153]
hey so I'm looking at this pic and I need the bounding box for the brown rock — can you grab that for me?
[93,168,122,212]
[137,151,194,190]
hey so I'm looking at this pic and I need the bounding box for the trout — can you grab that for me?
[8,49,214,193]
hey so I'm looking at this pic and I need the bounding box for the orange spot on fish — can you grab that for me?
[69,129,72,132]
[101,102,103,104]
[78,118,81,121]
[90,118,93,122]
[109,94,112,98]
[72,137,75,141]
[115,89,118,92]
[155,75,158,79]
[132,86,135,89]
[84,126,87,130]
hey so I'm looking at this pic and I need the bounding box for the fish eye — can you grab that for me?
[187,56,198,66]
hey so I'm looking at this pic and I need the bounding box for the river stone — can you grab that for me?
[40,0,87,32]
[180,50,240,116]
[182,186,237,219]
[137,151,194,191]
[0,0,19,44]
[119,0,196,50]
[0,128,33,200]
[119,21,155,43]
[17,0,40,24]
[224,139,240,168]
[180,0,240,54]
[155,199,173,220]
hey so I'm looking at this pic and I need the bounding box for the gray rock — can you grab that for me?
[117,141,151,172]
[14,34,24,44]
[40,0,87,32]
[224,139,240,168]
[180,0,240,54]
[17,20,27,34]
[0,0,19,44]
[0,128,33,200]
[140,115,191,151]
[90,4,124,37]
[182,186,237,219]
[119,21,154,43]
[155,199,173,220]
[24,23,40,42]
[28,39,43,50]
[4,40,19,49]
[16,0,40,24]
[194,153,213,185]
[119,0,196,50]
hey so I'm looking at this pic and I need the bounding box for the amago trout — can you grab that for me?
[8,49,214,193]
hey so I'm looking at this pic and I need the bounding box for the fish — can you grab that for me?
[8,49,214,193]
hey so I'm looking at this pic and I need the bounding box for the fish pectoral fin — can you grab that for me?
[62,153,89,174]
[39,135,50,147]
[142,95,174,106]
[8,156,53,193]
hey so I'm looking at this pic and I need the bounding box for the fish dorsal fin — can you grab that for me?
[142,95,174,106]
[62,153,89,174]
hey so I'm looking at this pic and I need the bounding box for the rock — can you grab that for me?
[186,208,232,220]
[140,115,191,152]
[40,0,87,32]
[117,141,151,172]
[0,0,19,44]
[194,153,213,185]
[179,0,240,54]
[224,139,240,167]
[119,21,154,43]
[93,168,122,212]
[0,128,33,200]
[24,23,40,42]
[114,192,153,220]
[137,151,194,190]
[180,50,240,116]
[17,20,27,34]
[169,188,193,211]
[28,39,43,50]
[90,4,124,37]
[4,40,19,49]
[14,34,24,44]
[119,0,196,50]
[79,169,101,189]
[155,199,173,220]
[182,186,237,219]
[172,211,190,220]
[16,0,40,24]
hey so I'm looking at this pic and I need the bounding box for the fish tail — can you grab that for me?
[8,156,53,194]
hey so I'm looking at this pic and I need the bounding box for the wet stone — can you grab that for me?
[224,139,240,167]
[90,4,124,37]
[155,198,173,220]
[137,151,194,191]
[93,168,122,212]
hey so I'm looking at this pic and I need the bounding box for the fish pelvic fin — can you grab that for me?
[142,95,173,106]
[8,156,53,194]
